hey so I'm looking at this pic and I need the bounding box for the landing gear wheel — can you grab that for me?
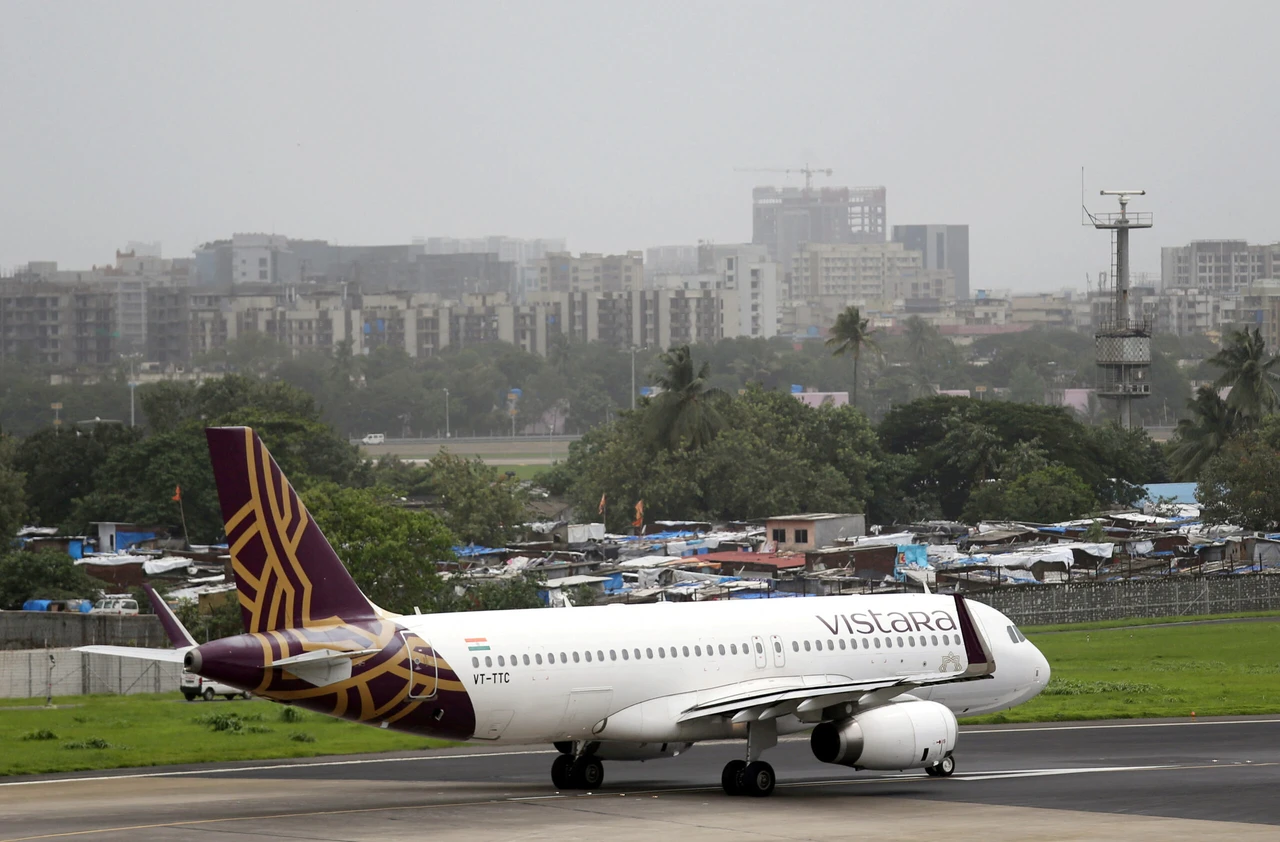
[551,753,574,789]
[739,761,776,797]
[571,757,604,789]
[721,760,747,795]
[929,755,956,778]
[202,687,215,702]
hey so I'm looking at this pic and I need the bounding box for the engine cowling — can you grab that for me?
[554,740,693,761]
[810,700,957,770]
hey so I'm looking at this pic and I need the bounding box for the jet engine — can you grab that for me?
[554,740,693,761]
[810,700,957,770]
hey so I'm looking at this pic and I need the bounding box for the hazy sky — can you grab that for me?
[2,1,1278,290]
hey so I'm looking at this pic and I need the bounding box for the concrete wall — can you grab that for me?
[975,577,1280,627]
[0,648,183,699]
[0,611,168,651]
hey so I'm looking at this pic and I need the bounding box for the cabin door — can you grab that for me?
[769,634,786,668]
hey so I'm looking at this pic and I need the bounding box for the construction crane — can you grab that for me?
[733,163,834,191]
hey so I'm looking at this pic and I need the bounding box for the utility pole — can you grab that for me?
[442,388,450,439]
[630,347,637,411]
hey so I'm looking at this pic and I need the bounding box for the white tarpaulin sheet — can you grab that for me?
[985,542,1115,570]
[74,554,150,567]
[849,532,915,547]
[566,523,605,543]
[142,557,196,575]
[616,555,683,568]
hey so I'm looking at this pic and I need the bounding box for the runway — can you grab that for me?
[2,716,1278,841]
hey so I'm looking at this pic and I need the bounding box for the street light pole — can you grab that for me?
[630,347,637,411]
[443,388,450,439]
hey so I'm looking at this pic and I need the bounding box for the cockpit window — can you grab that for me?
[1006,625,1027,643]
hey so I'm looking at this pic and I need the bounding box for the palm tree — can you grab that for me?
[647,345,725,450]
[1167,385,1240,480]
[1209,327,1280,418]
[825,306,881,407]
[904,316,938,365]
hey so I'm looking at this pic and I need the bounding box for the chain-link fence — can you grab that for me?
[0,649,183,700]
[977,576,1280,627]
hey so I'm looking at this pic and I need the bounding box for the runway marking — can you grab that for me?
[3,761,1274,842]
[4,718,1280,790]
[0,749,558,788]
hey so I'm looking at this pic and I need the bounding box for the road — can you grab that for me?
[2,716,1277,841]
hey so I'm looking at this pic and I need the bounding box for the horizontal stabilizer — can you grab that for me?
[75,645,190,664]
[271,648,381,687]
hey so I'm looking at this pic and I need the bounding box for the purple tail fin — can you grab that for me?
[143,583,196,648]
[205,427,376,633]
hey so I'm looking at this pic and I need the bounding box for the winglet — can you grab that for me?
[953,594,996,677]
[144,583,197,649]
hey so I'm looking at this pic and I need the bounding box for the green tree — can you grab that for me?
[174,596,245,643]
[0,434,26,545]
[13,424,142,526]
[903,316,939,365]
[825,305,880,408]
[301,483,457,614]
[963,466,1098,524]
[0,549,110,609]
[1209,327,1280,418]
[461,577,547,611]
[648,345,726,451]
[1167,385,1240,481]
[1196,417,1280,530]
[1008,362,1046,405]
[417,452,527,547]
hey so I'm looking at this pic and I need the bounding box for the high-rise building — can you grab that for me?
[790,242,924,301]
[534,252,644,294]
[892,225,970,300]
[1161,240,1280,293]
[752,186,887,273]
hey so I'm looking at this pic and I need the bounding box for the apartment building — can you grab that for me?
[534,252,644,294]
[0,274,117,366]
[791,242,925,301]
[1161,240,1280,293]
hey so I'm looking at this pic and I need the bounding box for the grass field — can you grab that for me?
[492,463,548,481]
[0,695,455,776]
[964,618,1280,724]
[4,615,1278,776]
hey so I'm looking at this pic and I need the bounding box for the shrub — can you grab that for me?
[20,729,58,741]
[288,732,316,743]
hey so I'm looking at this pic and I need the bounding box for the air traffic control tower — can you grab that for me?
[1090,190,1153,428]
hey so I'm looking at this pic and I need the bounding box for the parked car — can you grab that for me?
[361,433,386,445]
[89,596,139,615]
[181,671,251,701]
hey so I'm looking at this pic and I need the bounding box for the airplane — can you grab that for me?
[81,426,1051,797]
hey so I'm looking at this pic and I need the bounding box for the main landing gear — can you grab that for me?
[924,754,956,777]
[551,749,605,790]
[721,718,778,797]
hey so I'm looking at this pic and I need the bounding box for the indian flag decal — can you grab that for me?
[465,637,490,651]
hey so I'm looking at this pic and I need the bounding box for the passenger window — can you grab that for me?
[573,652,580,663]
[885,638,893,649]
[850,639,857,650]
[718,644,725,655]
[873,637,881,648]
[610,650,617,661]
[560,652,567,663]
[683,646,690,657]
[535,653,543,665]
[730,644,738,655]
[942,634,951,646]
[695,645,702,656]
[472,657,479,668]
[897,636,904,647]
[792,641,799,652]
[755,642,763,654]
[826,640,834,651]
[931,635,938,646]
[804,640,811,651]
[774,640,782,653]
[585,651,592,662]
[523,654,530,666]
[908,636,915,647]
[646,648,654,659]
[485,656,493,667]
[634,648,641,660]
[597,650,604,661]
[838,639,846,650]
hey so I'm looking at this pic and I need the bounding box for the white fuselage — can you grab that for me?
[400,593,1050,744]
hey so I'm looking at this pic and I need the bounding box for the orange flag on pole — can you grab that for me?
[632,500,644,528]
[172,485,182,502]
[598,493,607,515]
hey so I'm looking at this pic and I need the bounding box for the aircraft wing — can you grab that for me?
[75,645,191,664]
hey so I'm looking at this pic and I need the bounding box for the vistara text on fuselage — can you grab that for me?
[83,426,1050,797]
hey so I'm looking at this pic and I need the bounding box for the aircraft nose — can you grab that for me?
[1033,644,1050,686]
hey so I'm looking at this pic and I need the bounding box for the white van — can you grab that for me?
[181,672,251,701]
[361,433,386,446]
[89,597,139,615]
